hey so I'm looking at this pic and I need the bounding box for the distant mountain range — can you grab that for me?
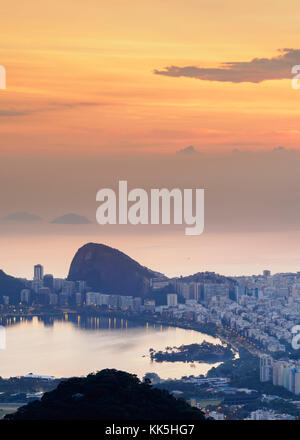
[50,213,91,224]
[0,212,91,224]
[0,212,42,223]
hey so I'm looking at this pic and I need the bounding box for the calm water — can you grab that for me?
[0,315,223,380]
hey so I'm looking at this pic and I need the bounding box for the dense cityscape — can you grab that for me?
[2,261,300,420]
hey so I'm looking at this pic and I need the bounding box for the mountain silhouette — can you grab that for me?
[51,213,92,224]
[0,270,25,304]
[68,243,162,296]
[1,212,42,223]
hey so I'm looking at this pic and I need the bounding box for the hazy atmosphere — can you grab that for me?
[2,0,300,424]
[1,150,300,278]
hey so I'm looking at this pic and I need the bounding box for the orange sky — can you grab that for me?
[1,0,300,154]
[2,1,300,278]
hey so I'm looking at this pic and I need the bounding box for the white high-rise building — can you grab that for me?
[273,361,287,386]
[294,370,300,395]
[167,293,178,307]
[260,355,273,382]
[86,292,101,306]
[20,289,30,304]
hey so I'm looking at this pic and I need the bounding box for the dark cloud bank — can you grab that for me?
[154,48,300,83]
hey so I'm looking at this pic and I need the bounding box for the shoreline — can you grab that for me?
[0,306,264,360]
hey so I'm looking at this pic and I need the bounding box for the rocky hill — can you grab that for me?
[175,271,237,286]
[68,243,162,296]
[0,270,24,304]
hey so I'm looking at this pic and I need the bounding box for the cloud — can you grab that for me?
[0,101,108,118]
[176,145,198,155]
[48,102,108,110]
[1,212,43,223]
[0,110,32,117]
[273,145,296,153]
[154,48,300,83]
[50,213,92,225]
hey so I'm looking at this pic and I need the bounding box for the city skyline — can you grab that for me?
[4,232,300,280]
[2,0,300,423]
[8,246,300,283]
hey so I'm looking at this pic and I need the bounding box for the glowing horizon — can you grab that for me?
[1,0,300,155]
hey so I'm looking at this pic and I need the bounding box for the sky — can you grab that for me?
[1,0,300,278]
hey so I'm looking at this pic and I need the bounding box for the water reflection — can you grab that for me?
[0,314,223,380]
[0,313,160,331]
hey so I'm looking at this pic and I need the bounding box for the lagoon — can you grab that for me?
[0,314,223,379]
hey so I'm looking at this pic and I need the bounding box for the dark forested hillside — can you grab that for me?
[6,369,206,420]
[0,270,24,304]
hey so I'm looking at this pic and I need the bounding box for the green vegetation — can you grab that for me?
[207,348,259,380]
[0,270,25,304]
[273,344,300,361]
[0,376,61,395]
[207,348,295,399]
[146,285,185,306]
[153,378,222,401]
[0,404,22,420]
[150,341,234,363]
[235,398,299,419]
[6,369,206,420]
[196,399,222,407]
